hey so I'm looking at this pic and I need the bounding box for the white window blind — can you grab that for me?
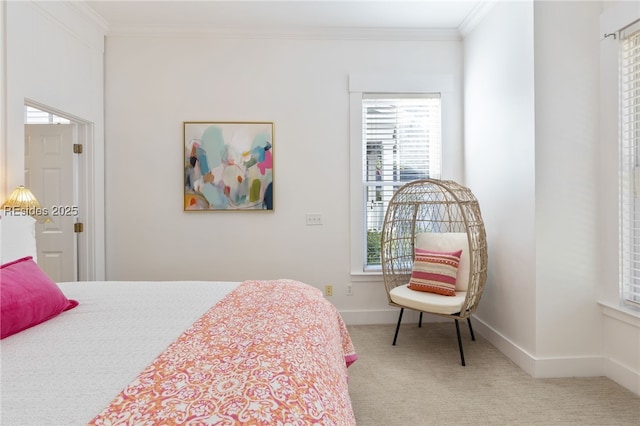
[620,20,640,308]
[362,93,441,268]
[24,106,69,124]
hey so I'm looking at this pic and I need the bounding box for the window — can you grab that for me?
[24,106,70,124]
[349,72,463,281]
[349,73,458,276]
[362,94,442,268]
[620,19,640,308]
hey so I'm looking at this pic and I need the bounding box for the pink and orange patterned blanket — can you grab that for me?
[89,279,358,425]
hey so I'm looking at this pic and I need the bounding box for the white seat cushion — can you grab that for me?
[390,284,466,315]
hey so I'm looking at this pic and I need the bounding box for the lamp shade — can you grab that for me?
[1,186,50,222]
[2,186,41,210]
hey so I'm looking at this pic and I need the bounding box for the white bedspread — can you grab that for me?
[0,280,239,426]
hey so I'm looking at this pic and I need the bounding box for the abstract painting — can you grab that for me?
[184,121,274,211]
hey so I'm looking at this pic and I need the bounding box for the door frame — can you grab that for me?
[25,99,101,281]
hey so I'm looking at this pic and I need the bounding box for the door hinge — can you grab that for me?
[73,144,83,154]
[74,222,84,233]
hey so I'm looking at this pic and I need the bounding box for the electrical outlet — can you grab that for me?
[305,213,323,226]
[324,284,333,296]
[346,285,353,296]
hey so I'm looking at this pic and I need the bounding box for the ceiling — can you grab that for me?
[84,1,487,33]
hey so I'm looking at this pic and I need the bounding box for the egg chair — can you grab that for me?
[381,179,488,366]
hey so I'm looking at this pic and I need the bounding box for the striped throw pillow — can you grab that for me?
[408,248,462,296]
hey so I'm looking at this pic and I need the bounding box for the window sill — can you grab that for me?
[350,271,384,282]
[598,301,640,328]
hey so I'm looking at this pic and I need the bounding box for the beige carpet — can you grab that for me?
[346,323,640,425]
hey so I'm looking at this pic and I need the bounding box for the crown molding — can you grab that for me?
[28,1,106,51]
[68,0,109,33]
[458,0,497,37]
[103,25,462,42]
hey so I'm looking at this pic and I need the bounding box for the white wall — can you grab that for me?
[465,0,639,394]
[463,1,537,357]
[1,0,106,278]
[103,33,463,317]
[533,0,603,373]
[1,1,6,192]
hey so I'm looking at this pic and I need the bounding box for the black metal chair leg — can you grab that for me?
[455,319,466,366]
[419,312,423,328]
[392,308,404,346]
[467,317,475,341]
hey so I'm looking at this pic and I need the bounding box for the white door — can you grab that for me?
[25,124,76,282]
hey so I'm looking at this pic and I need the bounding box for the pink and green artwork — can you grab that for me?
[184,122,274,211]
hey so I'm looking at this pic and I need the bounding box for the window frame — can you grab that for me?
[600,1,640,314]
[619,19,640,310]
[348,73,461,279]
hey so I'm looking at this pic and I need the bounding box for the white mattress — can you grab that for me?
[0,280,239,426]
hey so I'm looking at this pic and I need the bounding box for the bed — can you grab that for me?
[0,215,358,425]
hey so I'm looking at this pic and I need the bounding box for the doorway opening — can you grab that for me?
[24,100,96,281]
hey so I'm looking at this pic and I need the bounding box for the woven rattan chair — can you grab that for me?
[381,179,488,366]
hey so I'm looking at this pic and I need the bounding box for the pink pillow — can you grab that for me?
[408,248,462,296]
[1,256,78,339]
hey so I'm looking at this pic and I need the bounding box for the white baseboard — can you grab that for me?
[604,357,640,396]
[471,316,604,378]
[471,316,640,396]
[469,316,537,375]
[533,356,604,378]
